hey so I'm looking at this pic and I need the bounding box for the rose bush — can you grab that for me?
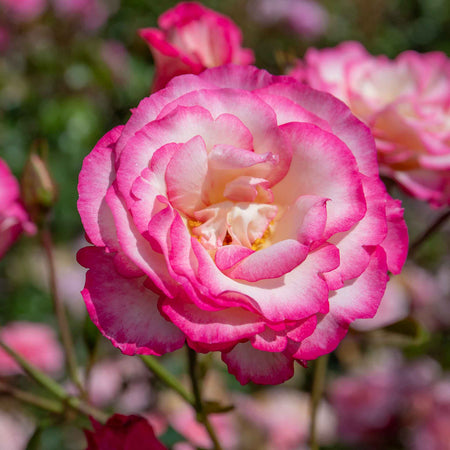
[78,64,408,384]
[290,42,450,207]
[139,2,254,92]
[0,158,35,259]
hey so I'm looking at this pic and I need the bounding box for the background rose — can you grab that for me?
[139,2,254,92]
[78,64,407,385]
[289,42,450,207]
[0,158,35,259]
[0,322,64,376]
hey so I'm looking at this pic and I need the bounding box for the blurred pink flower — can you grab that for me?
[0,322,64,376]
[251,0,328,39]
[235,388,336,450]
[85,414,167,450]
[86,359,124,407]
[0,410,35,450]
[409,379,450,450]
[330,366,402,444]
[0,0,46,22]
[139,2,254,92]
[165,401,237,449]
[329,352,444,447]
[0,159,35,259]
[101,40,130,85]
[290,42,450,207]
[51,0,110,30]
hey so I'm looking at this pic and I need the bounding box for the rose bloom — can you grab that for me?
[139,2,254,92]
[78,64,408,385]
[85,414,166,450]
[289,42,450,207]
[0,322,64,376]
[0,158,35,259]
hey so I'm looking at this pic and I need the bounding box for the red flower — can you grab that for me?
[85,414,166,450]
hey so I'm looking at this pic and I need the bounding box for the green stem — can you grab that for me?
[40,226,85,396]
[409,209,450,258]
[140,355,195,406]
[0,339,108,423]
[0,381,63,414]
[187,347,222,450]
[309,354,329,450]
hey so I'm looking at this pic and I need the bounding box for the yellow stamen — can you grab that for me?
[251,225,272,251]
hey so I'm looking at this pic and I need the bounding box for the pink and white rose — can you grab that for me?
[0,322,64,376]
[139,2,254,92]
[77,64,408,385]
[290,42,450,207]
[0,158,35,259]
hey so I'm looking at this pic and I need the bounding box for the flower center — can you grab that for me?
[186,201,277,251]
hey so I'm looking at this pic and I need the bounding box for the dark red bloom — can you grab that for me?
[85,414,166,450]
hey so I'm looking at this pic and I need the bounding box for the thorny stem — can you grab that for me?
[140,355,195,406]
[409,209,450,258]
[40,226,85,396]
[187,347,223,450]
[309,354,329,450]
[0,340,108,423]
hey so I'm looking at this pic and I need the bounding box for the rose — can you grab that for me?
[78,64,408,384]
[85,414,166,450]
[139,2,254,92]
[0,158,35,259]
[0,322,64,376]
[289,42,450,207]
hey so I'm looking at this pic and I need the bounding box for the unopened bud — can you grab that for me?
[21,146,57,224]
